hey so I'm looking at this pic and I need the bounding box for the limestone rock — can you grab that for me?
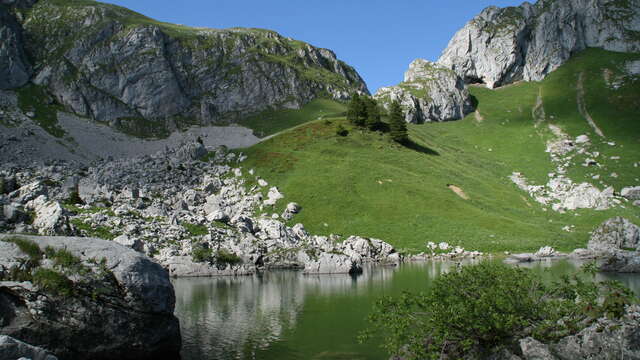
[438,0,640,88]
[622,186,640,201]
[302,252,362,275]
[0,335,57,360]
[374,59,474,123]
[27,198,73,236]
[588,217,640,253]
[0,234,181,360]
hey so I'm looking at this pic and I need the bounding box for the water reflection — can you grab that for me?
[173,260,639,360]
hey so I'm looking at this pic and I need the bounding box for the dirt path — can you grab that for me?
[531,87,545,127]
[577,72,605,138]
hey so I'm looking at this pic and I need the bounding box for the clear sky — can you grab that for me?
[103,0,526,93]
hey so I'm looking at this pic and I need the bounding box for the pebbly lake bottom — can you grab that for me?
[172,259,640,360]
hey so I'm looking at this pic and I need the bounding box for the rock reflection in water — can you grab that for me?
[173,265,398,360]
[173,260,640,360]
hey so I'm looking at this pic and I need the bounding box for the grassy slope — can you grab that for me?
[240,49,640,253]
[238,99,347,138]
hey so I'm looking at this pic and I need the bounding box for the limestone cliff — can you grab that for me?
[1,0,368,137]
[374,59,473,123]
[438,0,640,88]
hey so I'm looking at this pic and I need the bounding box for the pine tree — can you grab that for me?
[346,93,361,125]
[365,97,381,131]
[389,100,408,143]
[355,96,368,127]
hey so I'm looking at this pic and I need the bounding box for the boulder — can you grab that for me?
[0,234,181,360]
[113,234,144,252]
[28,198,73,236]
[588,217,640,253]
[2,203,29,223]
[263,187,284,206]
[302,252,362,275]
[0,335,57,360]
[621,186,640,201]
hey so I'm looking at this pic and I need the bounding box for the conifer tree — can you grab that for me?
[389,101,407,143]
[346,93,361,125]
[365,97,381,131]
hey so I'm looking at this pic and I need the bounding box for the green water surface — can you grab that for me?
[173,259,640,360]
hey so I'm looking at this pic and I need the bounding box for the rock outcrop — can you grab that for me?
[0,234,181,360]
[374,59,474,123]
[438,0,640,88]
[3,0,367,136]
[584,217,640,273]
[0,4,31,89]
[0,335,57,360]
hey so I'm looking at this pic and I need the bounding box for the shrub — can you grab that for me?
[216,249,242,267]
[65,190,84,205]
[192,245,213,263]
[361,261,636,359]
[32,268,74,297]
[183,223,209,236]
[335,124,349,137]
[4,237,43,262]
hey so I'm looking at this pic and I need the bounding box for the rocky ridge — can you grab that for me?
[0,140,401,276]
[438,0,640,88]
[0,0,367,137]
[374,59,474,123]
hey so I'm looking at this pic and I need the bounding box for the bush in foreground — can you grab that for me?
[360,261,636,359]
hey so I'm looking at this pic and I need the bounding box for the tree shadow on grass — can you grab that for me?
[401,139,440,156]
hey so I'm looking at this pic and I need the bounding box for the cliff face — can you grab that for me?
[438,0,640,88]
[0,3,31,89]
[1,0,368,136]
[374,60,473,123]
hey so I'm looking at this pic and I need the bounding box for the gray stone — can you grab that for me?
[519,337,555,360]
[622,186,640,201]
[0,336,57,360]
[302,252,362,275]
[588,217,640,253]
[0,234,181,360]
[375,59,474,123]
[438,0,640,88]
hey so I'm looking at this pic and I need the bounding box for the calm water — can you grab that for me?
[173,259,640,360]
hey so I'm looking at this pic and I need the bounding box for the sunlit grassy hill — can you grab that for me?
[240,49,640,253]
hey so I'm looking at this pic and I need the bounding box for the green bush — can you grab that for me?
[32,268,74,297]
[64,190,84,205]
[3,237,43,262]
[192,245,214,263]
[183,223,209,236]
[335,124,348,137]
[216,249,242,267]
[361,262,636,359]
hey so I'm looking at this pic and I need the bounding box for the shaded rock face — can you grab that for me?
[0,335,57,360]
[438,0,640,88]
[0,235,181,360]
[374,59,474,123]
[8,0,367,134]
[0,5,31,89]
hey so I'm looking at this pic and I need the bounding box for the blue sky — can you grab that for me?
[104,0,525,93]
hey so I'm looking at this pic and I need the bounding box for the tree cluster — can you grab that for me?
[346,94,407,143]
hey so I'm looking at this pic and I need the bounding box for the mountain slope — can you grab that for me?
[240,49,640,253]
[2,0,367,137]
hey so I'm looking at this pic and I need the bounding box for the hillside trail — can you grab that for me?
[531,87,546,127]
[577,72,605,138]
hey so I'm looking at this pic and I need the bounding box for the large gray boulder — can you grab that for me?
[302,252,363,275]
[438,0,640,88]
[374,59,474,123]
[0,335,57,360]
[0,234,181,360]
[588,217,640,253]
[0,5,31,89]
